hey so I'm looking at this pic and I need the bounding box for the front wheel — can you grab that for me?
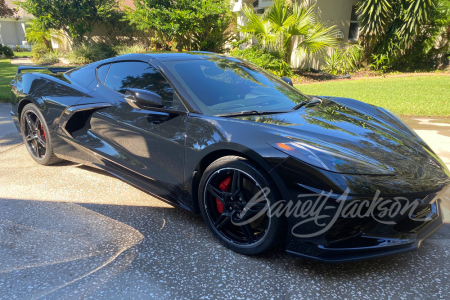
[199,156,285,255]
[20,103,61,165]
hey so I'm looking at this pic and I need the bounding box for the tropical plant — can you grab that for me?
[357,0,450,69]
[370,53,389,72]
[347,44,364,70]
[323,44,364,75]
[25,19,63,51]
[323,50,343,75]
[239,0,338,64]
[230,46,292,77]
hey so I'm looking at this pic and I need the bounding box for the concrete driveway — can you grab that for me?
[1,102,450,299]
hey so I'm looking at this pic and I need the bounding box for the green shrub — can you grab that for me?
[229,47,293,77]
[323,44,364,75]
[114,44,147,56]
[40,51,60,64]
[0,44,14,58]
[67,43,117,64]
[370,54,390,72]
[323,50,343,75]
[32,43,49,60]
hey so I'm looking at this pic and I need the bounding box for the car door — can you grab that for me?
[88,61,188,207]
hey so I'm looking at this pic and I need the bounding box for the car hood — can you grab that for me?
[231,97,449,177]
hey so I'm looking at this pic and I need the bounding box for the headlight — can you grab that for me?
[270,140,395,175]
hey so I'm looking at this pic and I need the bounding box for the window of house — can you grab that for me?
[104,61,183,110]
[348,5,359,41]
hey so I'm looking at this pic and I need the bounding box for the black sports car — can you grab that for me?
[10,52,450,262]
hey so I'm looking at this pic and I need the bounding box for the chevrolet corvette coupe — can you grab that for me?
[10,52,450,262]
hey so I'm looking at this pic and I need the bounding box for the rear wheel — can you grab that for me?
[199,156,285,255]
[20,103,61,165]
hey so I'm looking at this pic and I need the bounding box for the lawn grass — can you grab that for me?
[13,52,32,57]
[0,59,18,102]
[296,75,450,117]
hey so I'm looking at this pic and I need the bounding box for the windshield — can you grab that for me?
[163,56,309,116]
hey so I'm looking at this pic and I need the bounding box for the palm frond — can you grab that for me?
[297,22,338,56]
[401,0,436,47]
[357,0,392,36]
[266,0,296,35]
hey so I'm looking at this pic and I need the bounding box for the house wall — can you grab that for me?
[291,0,356,69]
[1,0,33,49]
[0,19,28,47]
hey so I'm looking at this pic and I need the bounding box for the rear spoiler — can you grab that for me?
[16,66,74,75]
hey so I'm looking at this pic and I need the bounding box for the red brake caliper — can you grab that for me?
[40,125,46,141]
[216,176,231,214]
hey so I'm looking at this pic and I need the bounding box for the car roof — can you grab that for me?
[114,52,223,62]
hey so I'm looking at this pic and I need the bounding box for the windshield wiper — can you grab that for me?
[215,110,288,117]
[292,97,322,110]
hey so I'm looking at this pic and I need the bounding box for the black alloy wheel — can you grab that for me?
[20,103,61,165]
[199,156,285,254]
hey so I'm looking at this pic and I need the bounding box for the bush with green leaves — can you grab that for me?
[39,51,60,64]
[31,43,49,60]
[14,46,27,52]
[67,43,117,64]
[230,47,293,77]
[0,44,14,58]
[114,44,147,56]
[17,0,121,46]
[323,50,343,75]
[124,0,232,52]
[323,44,364,75]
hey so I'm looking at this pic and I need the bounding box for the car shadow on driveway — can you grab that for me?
[0,195,449,299]
[1,144,450,299]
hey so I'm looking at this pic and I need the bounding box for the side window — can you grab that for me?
[96,64,110,84]
[104,61,183,110]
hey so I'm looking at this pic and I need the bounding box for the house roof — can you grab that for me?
[4,0,33,18]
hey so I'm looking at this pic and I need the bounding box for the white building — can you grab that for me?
[0,0,33,49]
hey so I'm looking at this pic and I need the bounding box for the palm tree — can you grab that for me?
[239,0,338,64]
[357,0,449,64]
[25,19,63,51]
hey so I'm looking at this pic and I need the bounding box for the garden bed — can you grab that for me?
[293,69,450,84]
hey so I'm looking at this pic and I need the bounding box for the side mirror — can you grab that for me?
[280,77,293,86]
[125,88,164,109]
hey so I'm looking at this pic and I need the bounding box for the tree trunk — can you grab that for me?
[42,36,53,51]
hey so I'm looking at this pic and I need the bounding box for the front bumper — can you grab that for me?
[271,157,449,262]
[286,197,445,263]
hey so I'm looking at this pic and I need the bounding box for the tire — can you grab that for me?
[20,103,62,165]
[198,155,285,255]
